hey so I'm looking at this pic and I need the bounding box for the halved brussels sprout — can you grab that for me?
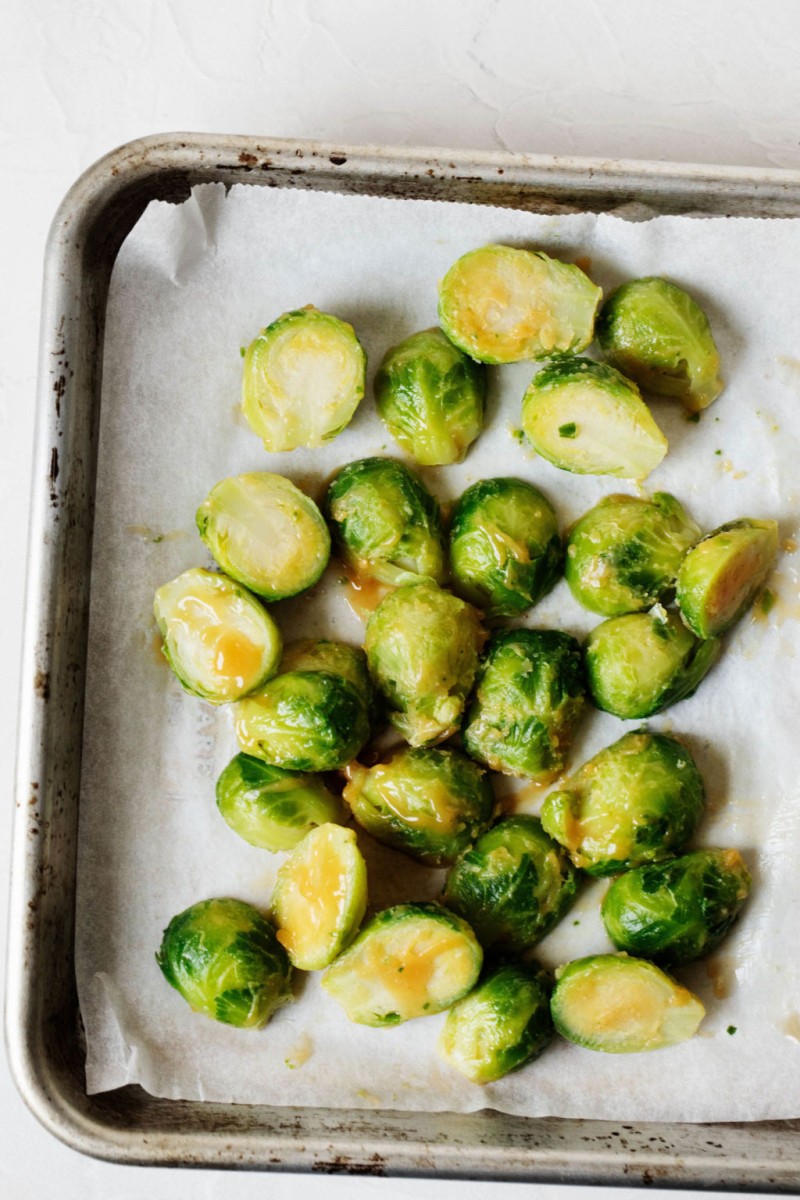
[442,815,579,953]
[449,478,562,617]
[584,606,721,719]
[344,746,494,867]
[156,897,292,1028]
[321,902,482,1026]
[438,244,602,364]
[375,328,486,465]
[521,358,668,480]
[565,493,700,616]
[551,954,705,1053]
[271,824,367,971]
[234,671,370,771]
[242,306,366,451]
[324,457,446,587]
[365,580,485,746]
[216,752,344,851]
[153,568,282,704]
[601,848,751,966]
[438,961,553,1084]
[463,629,586,782]
[196,473,330,601]
[676,518,779,639]
[540,730,705,876]
[280,638,372,707]
[597,277,723,414]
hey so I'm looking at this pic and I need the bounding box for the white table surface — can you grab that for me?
[2,2,799,1195]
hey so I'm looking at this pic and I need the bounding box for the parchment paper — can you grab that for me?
[77,182,800,1121]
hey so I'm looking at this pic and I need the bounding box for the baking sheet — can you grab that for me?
[76,182,800,1122]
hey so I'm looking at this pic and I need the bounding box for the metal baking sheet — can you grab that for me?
[8,132,800,1187]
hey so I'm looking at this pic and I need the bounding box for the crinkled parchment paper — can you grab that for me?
[76,182,800,1121]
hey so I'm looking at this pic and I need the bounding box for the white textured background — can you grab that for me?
[2,1,799,1196]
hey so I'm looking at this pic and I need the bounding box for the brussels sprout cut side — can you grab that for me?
[602,848,751,966]
[156,897,292,1028]
[449,478,562,618]
[153,568,282,704]
[272,824,367,971]
[438,962,554,1084]
[438,244,602,364]
[375,328,486,465]
[522,358,668,480]
[541,730,705,876]
[597,277,723,414]
[242,306,366,451]
[676,518,779,639]
[196,473,330,601]
[322,902,483,1026]
[551,954,705,1053]
[216,753,344,852]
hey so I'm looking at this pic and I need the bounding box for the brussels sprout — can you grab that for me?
[324,457,446,588]
[365,580,485,746]
[463,630,586,782]
[438,961,553,1083]
[521,358,668,480]
[156,897,292,1028]
[321,901,482,1026]
[280,639,372,707]
[375,328,486,465]
[344,746,495,867]
[153,568,282,704]
[216,752,344,851]
[676,518,779,639]
[242,306,366,451]
[601,848,751,966]
[565,493,700,617]
[271,824,367,970]
[551,954,705,1053]
[597,277,723,414]
[234,671,370,771]
[442,815,579,953]
[438,244,602,364]
[196,473,330,601]
[449,478,562,617]
[584,606,721,719]
[540,730,705,876]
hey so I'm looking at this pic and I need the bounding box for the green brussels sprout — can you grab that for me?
[215,752,344,851]
[344,746,495,867]
[551,954,705,1053]
[565,493,700,617]
[540,730,705,876]
[324,457,446,587]
[442,815,579,953]
[584,606,722,719]
[597,277,723,414]
[322,901,482,1026]
[271,824,367,970]
[234,671,370,771]
[676,518,779,639]
[196,473,330,601]
[438,961,553,1083]
[521,358,668,480]
[364,580,485,746]
[156,897,292,1028]
[601,848,751,966]
[463,630,586,782]
[375,328,486,465]
[449,478,562,617]
[153,568,282,704]
[242,306,366,451]
[438,244,602,364]
[280,638,372,707]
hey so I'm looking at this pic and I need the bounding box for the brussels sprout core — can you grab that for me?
[215,753,344,851]
[676,518,779,638]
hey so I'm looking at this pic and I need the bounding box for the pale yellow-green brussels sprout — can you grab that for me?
[215,753,344,851]
[676,518,779,639]
[242,306,366,451]
[196,473,330,601]
[279,639,373,708]
[153,568,282,704]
